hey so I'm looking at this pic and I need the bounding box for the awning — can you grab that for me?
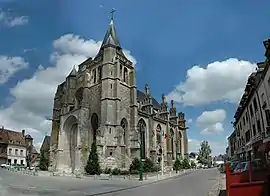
[265,141,270,152]
[258,141,270,153]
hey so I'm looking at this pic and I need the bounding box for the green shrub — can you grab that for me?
[85,142,101,175]
[173,158,182,171]
[129,157,140,172]
[103,168,111,174]
[143,157,154,173]
[182,157,191,169]
[112,168,121,175]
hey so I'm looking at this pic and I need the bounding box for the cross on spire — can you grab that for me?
[110,8,116,21]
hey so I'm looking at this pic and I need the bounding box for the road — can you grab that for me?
[0,168,220,196]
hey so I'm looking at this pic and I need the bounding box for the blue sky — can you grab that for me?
[0,0,270,155]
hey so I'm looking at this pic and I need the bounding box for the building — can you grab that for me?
[0,129,8,164]
[30,147,40,167]
[0,128,39,166]
[189,152,199,166]
[49,17,188,174]
[227,131,236,160]
[229,39,270,161]
[40,135,50,161]
[6,129,26,165]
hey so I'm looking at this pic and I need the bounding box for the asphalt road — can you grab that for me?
[0,168,220,196]
[102,168,221,196]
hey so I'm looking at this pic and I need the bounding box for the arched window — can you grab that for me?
[121,118,128,145]
[75,88,83,107]
[123,67,128,83]
[138,119,146,159]
[93,69,96,83]
[170,129,174,160]
[178,131,182,155]
[156,124,162,147]
[98,66,102,82]
[91,113,99,142]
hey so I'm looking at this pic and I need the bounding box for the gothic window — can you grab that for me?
[93,69,96,83]
[91,113,99,142]
[98,66,102,82]
[124,67,128,83]
[170,129,174,160]
[120,65,123,79]
[121,118,128,145]
[156,124,162,147]
[178,131,182,155]
[138,119,146,159]
[75,88,83,107]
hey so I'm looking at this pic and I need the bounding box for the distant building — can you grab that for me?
[6,129,26,165]
[31,147,40,167]
[0,127,39,166]
[0,129,8,164]
[189,152,199,165]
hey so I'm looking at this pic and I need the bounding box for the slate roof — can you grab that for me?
[0,128,26,146]
[41,135,51,151]
[137,89,161,109]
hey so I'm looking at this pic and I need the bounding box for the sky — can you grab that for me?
[0,0,270,156]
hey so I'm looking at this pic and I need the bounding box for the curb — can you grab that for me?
[208,173,223,196]
[86,170,195,196]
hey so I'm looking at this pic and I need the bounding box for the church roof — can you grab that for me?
[137,89,161,109]
[68,66,77,77]
[101,20,121,49]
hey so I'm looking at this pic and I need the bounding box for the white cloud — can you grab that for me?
[0,34,136,148]
[0,11,28,27]
[187,118,193,123]
[7,16,28,27]
[188,138,226,156]
[196,109,226,135]
[167,58,257,106]
[0,56,28,84]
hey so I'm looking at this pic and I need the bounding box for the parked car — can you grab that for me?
[0,163,7,168]
[233,159,265,173]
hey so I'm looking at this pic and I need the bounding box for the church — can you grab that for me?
[49,15,188,174]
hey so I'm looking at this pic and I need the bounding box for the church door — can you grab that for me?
[70,123,78,172]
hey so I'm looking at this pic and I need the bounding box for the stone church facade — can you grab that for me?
[49,19,188,174]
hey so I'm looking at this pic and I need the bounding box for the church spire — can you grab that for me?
[100,8,121,49]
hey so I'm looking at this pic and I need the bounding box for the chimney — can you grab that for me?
[22,129,25,137]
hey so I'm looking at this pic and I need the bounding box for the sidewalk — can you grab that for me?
[208,173,226,196]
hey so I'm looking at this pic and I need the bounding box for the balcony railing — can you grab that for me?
[252,133,263,144]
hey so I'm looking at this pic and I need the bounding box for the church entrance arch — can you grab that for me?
[91,113,99,143]
[63,115,78,173]
[137,119,146,159]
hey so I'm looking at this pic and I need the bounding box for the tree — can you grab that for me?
[39,150,49,171]
[181,157,191,169]
[198,141,212,165]
[85,142,101,175]
[190,161,196,169]
[173,158,182,172]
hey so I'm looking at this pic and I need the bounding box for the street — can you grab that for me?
[0,168,220,196]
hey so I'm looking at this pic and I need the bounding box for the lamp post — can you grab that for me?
[136,124,143,181]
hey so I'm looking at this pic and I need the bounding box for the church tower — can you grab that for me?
[88,11,137,169]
